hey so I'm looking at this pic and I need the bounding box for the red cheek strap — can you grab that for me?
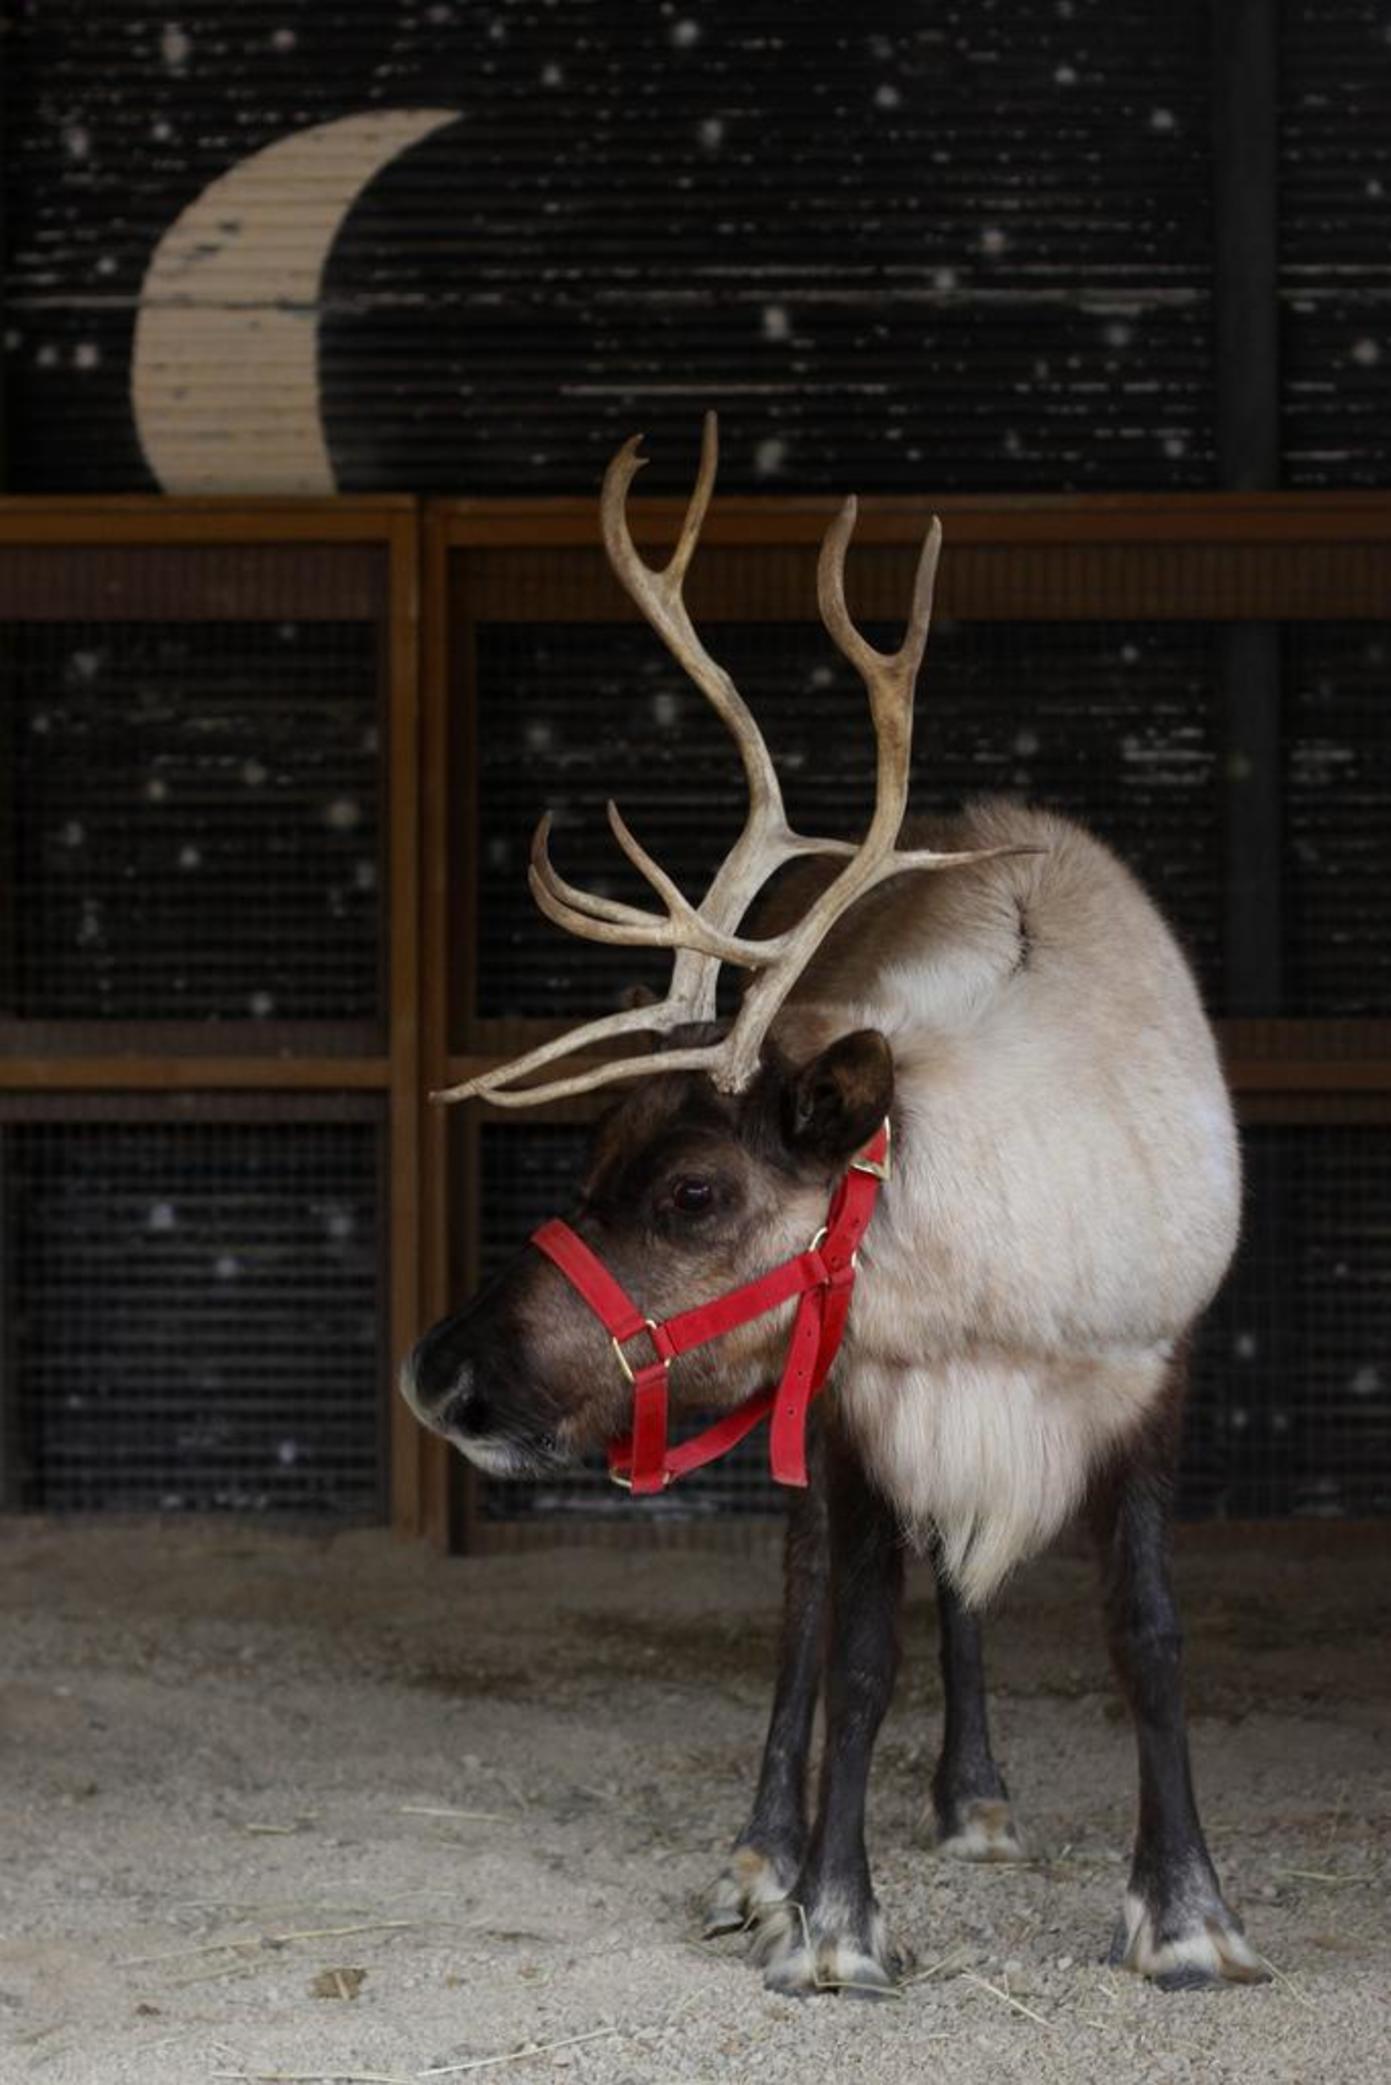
[528,1119,890,1496]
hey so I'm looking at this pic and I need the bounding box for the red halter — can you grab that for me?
[529,1120,890,1496]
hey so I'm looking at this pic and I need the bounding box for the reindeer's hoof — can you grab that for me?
[1108,1887,1269,1990]
[934,1795,1028,1863]
[701,1842,796,1939]
[750,1897,907,1999]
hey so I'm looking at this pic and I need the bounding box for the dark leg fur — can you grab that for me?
[751,1422,907,1995]
[703,1439,828,1935]
[1088,1370,1266,1989]
[930,1565,1027,1861]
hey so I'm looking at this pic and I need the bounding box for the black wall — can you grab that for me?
[1,1,1385,495]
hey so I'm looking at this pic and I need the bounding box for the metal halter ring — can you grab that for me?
[611,1319,666,1387]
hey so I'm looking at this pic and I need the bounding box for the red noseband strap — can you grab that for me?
[529,1120,891,1496]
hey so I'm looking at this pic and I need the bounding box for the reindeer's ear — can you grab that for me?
[783,1030,893,1167]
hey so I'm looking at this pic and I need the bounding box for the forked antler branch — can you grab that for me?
[435,416,1019,1109]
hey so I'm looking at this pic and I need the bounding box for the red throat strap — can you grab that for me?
[529,1119,890,1496]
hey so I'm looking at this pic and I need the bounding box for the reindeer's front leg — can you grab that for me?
[703,1427,828,1935]
[1089,1437,1267,1990]
[752,1423,906,1997]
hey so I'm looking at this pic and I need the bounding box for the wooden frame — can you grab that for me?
[0,499,429,1535]
[425,490,1391,1550]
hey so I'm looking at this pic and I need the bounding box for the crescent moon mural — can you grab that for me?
[131,109,460,494]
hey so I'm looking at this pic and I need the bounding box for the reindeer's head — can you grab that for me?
[404,415,1017,1484]
[402,1031,893,1476]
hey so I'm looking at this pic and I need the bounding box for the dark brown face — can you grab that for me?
[401,1030,893,1479]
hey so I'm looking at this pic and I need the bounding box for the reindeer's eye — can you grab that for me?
[670,1177,714,1215]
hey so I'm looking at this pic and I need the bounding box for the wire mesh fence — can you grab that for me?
[1,617,382,1025]
[3,1111,384,1516]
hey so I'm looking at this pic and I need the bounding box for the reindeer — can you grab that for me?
[403,417,1266,1997]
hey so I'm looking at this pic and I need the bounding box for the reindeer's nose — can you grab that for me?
[441,1365,492,1440]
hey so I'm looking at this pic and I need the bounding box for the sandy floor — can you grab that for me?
[0,1517,1387,2085]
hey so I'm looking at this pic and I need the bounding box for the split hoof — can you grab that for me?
[1109,1887,1269,1989]
[935,1795,1028,1863]
[701,1842,795,1939]
[751,1897,907,1999]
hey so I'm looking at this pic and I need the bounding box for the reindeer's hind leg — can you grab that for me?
[930,1565,1027,1861]
[1088,1388,1267,1990]
[702,1425,828,1936]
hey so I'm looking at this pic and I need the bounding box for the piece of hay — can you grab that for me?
[310,1966,367,2001]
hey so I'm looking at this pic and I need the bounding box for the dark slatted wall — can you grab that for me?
[2,0,1217,494]
[1281,2,1391,486]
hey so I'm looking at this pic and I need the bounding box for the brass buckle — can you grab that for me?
[608,1467,672,1492]
[808,1223,858,1274]
[851,1118,892,1182]
[611,1319,664,1387]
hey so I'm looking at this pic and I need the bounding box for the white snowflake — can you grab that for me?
[323,797,362,832]
[147,1201,177,1233]
[671,19,701,48]
[1150,108,1175,132]
[61,820,85,847]
[652,689,680,728]
[980,227,1007,257]
[762,304,789,342]
[1351,338,1381,367]
[874,83,901,109]
[755,436,787,477]
[74,342,100,370]
[63,124,90,160]
[271,26,297,51]
[698,116,725,149]
[214,1254,240,1281]
[248,990,274,1017]
[161,23,192,72]
[242,759,268,787]
[179,844,201,869]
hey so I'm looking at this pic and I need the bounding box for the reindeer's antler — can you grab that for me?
[434,416,1017,1109]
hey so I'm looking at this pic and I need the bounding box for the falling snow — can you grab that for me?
[161,23,192,72]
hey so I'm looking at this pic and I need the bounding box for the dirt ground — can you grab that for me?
[0,1517,1386,2085]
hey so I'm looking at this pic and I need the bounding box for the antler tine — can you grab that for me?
[601,412,784,829]
[818,498,942,708]
[528,808,764,966]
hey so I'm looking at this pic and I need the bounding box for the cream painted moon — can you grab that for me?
[132,110,459,494]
